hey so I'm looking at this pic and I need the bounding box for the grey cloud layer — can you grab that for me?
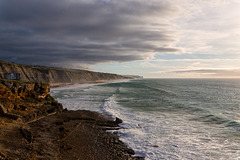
[0,0,181,67]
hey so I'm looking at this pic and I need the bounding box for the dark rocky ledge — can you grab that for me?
[0,79,144,160]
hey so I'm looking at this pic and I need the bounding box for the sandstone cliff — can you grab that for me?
[0,79,62,121]
[0,61,128,86]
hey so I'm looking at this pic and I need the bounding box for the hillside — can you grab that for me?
[0,61,128,86]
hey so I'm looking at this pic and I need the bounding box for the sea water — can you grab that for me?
[51,79,240,160]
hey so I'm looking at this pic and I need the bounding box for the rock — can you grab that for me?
[127,148,135,155]
[62,108,68,112]
[19,105,27,111]
[55,120,63,125]
[0,104,7,115]
[115,117,123,124]
[3,81,12,88]
[1,104,21,120]
[20,128,34,143]
[0,79,64,122]
[0,151,7,159]
[4,113,21,120]
[23,113,35,122]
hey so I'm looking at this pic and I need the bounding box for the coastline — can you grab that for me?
[0,109,143,159]
[50,79,131,88]
[0,78,143,159]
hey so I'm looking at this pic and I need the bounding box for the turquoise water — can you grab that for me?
[51,79,240,160]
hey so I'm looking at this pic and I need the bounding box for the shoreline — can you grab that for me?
[0,78,143,159]
[0,109,143,159]
[49,79,131,88]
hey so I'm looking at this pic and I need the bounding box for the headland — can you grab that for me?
[0,61,130,87]
[0,79,143,159]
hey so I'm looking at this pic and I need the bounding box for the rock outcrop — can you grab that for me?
[0,61,129,86]
[0,79,143,160]
[0,79,62,121]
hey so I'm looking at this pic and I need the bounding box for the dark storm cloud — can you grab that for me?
[0,0,181,67]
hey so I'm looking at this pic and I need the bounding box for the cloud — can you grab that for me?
[176,0,240,56]
[0,0,181,68]
[171,69,240,78]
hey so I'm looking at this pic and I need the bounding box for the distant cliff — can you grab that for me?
[0,61,129,86]
[123,75,144,79]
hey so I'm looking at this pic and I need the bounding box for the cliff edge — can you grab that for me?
[0,79,62,121]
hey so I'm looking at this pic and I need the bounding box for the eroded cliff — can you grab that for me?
[0,61,128,86]
[0,79,62,121]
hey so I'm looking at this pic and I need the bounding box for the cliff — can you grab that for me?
[0,79,62,121]
[0,79,142,160]
[0,61,128,86]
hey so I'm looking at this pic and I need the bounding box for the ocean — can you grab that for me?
[51,79,240,160]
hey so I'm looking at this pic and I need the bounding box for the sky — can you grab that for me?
[1,0,240,78]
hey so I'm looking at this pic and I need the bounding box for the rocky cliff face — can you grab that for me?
[0,79,62,121]
[0,61,128,86]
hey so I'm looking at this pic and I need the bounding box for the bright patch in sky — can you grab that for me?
[95,0,240,78]
[1,0,240,78]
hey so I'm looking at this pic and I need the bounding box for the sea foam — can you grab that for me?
[51,79,240,160]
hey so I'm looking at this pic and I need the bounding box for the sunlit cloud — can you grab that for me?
[1,0,240,78]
